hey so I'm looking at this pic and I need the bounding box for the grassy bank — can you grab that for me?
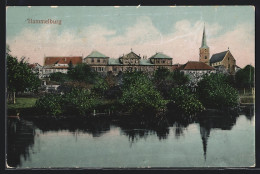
[8,97,38,109]
[8,97,38,116]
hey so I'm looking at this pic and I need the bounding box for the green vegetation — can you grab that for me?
[63,88,100,116]
[49,72,70,83]
[235,65,254,89]
[153,68,189,98]
[169,86,205,116]
[197,73,239,109]
[119,72,167,115]
[8,97,37,110]
[7,54,41,103]
[35,94,63,116]
[35,88,100,116]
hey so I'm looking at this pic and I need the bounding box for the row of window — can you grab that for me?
[91,58,107,63]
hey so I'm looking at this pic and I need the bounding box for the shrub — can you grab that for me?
[35,94,62,116]
[119,72,167,114]
[63,88,100,116]
[169,86,205,116]
[197,73,239,109]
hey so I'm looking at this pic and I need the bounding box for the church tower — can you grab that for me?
[199,24,210,65]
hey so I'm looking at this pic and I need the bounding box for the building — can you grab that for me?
[210,50,236,75]
[177,61,216,87]
[199,25,210,65]
[28,63,43,78]
[199,25,236,75]
[84,51,109,73]
[42,56,83,77]
[85,50,174,75]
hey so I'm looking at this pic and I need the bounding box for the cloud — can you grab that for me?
[7,17,254,67]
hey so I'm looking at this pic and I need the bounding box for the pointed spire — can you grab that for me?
[201,23,209,48]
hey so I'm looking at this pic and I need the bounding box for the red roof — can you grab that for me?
[172,64,182,70]
[177,61,215,70]
[44,56,82,66]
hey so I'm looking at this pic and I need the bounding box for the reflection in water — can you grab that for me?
[7,118,35,167]
[6,107,254,167]
[198,110,239,161]
[115,116,170,143]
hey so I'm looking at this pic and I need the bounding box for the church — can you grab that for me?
[198,25,236,75]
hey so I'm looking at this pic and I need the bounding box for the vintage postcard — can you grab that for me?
[6,6,255,168]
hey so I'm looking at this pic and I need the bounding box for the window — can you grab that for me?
[97,59,100,63]
[98,67,101,71]
[103,59,106,63]
[91,58,94,63]
[113,67,117,72]
[162,60,165,63]
[205,56,207,59]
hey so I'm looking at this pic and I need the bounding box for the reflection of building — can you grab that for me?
[84,50,174,75]
[210,50,236,75]
[199,125,210,161]
[177,61,216,87]
[42,56,83,77]
[198,113,238,161]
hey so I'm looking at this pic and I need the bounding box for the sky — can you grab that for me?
[6,6,255,67]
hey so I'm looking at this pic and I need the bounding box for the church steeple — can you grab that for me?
[199,23,210,65]
[201,24,208,48]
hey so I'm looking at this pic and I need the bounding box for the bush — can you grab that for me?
[169,86,205,116]
[197,73,239,109]
[63,88,100,116]
[35,94,62,116]
[119,72,167,114]
[49,72,69,83]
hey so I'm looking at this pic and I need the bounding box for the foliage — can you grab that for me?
[67,63,98,84]
[235,65,255,89]
[35,94,63,116]
[197,73,239,109]
[8,97,37,109]
[35,88,100,116]
[92,77,109,97]
[169,86,205,116]
[153,68,189,98]
[119,72,167,114]
[49,72,69,83]
[105,71,118,87]
[7,54,41,93]
[7,54,41,103]
[63,88,100,116]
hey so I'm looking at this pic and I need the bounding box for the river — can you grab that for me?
[7,110,255,168]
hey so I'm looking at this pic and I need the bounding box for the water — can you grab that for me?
[7,112,255,168]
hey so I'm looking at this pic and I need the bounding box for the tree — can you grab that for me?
[235,65,255,89]
[153,68,189,98]
[49,72,69,84]
[197,73,239,109]
[169,86,205,116]
[119,72,167,115]
[67,63,98,84]
[7,54,41,103]
[68,60,73,72]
